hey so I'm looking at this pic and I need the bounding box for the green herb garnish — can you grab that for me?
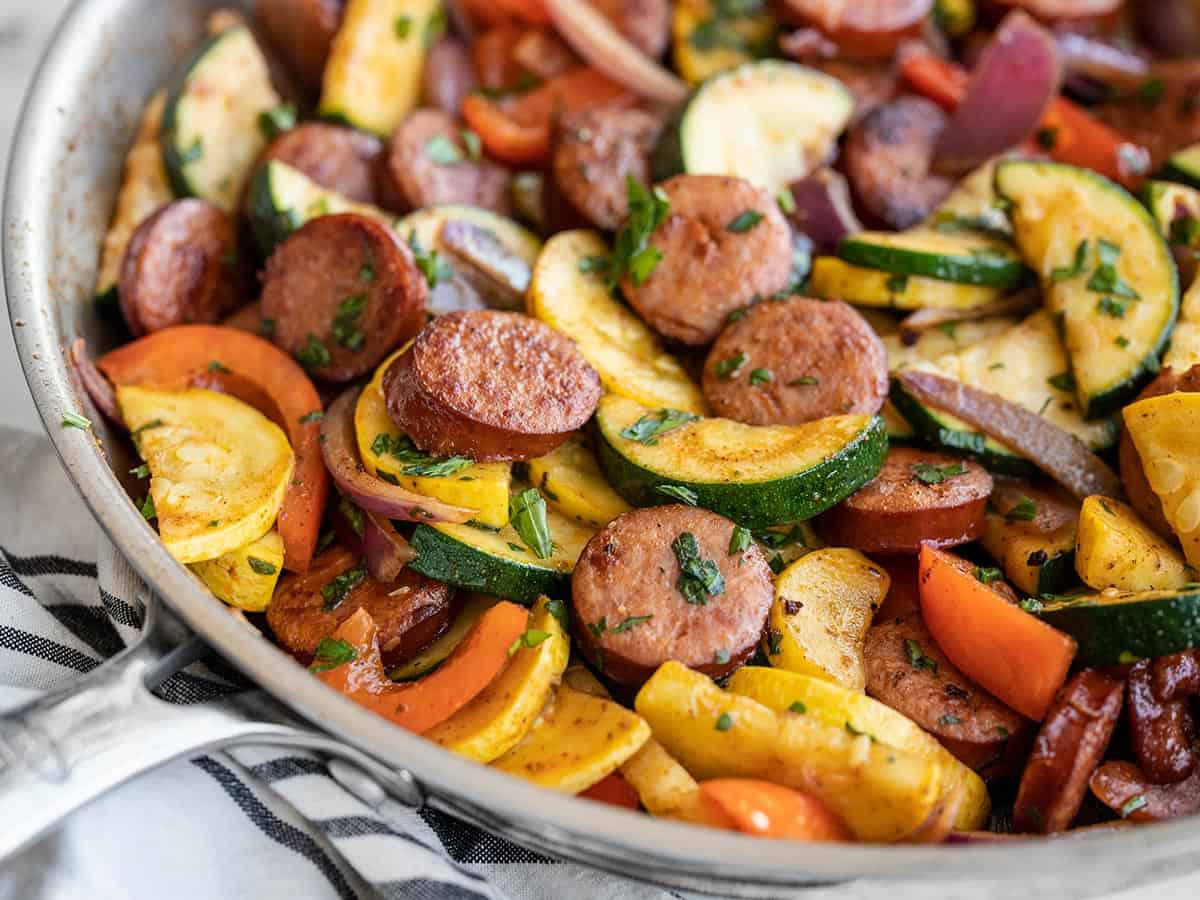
[257,103,297,140]
[510,489,553,559]
[656,484,699,505]
[610,177,670,288]
[295,334,331,369]
[612,614,653,633]
[715,712,734,732]
[671,532,725,605]
[247,556,278,576]
[749,367,773,386]
[508,629,551,655]
[1048,371,1076,392]
[1006,496,1038,521]
[62,411,91,430]
[1051,239,1088,282]
[425,134,463,165]
[975,566,1003,584]
[905,639,938,673]
[727,210,764,233]
[729,525,753,555]
[714,351,748,380]
[321,561,367,611]
[619,408,698,445]
[310,637,358,673]
[912,462,965,485]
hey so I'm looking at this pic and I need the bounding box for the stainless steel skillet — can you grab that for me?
[4,1,1200,895]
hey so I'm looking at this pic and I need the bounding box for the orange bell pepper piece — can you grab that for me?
[580,772,641,810]
[698,779,852,842]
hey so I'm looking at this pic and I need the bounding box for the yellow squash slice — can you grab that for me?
[1076,496,1194,592]
[526,434,630,528]
[190,529,284,612]
[1125,393,1200,569]
[810,256,1006,310]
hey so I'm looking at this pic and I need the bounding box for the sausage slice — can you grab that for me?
[422,37,479,118]
[378,108,511,215]
[864,613,1031,774]
[1091,761,1200,823]
[777,0,933,60]
[1127,652,1200,785]
[382,310,602,460]
[1013,670,1125,833]
[267,546,453,669]
[572,505,774,687]
[258,122,383,205]
[621,175,794,345]
[702,297,888,425]
[260,213,428,382]
[119,199,243,336]
[845,96,955,230]
[818,448,993,554]
[256,0,343,91]
[552,107,659,231]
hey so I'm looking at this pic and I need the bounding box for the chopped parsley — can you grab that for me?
[1137,77,1165,107]
[460,129,482,161]
[257,102,296,140]
[612,614,653,633]
[578,254,611,275]
[727,210,764,233]
[131,419,165,443]
[1171,216,1200,247]
[321,561,366,611]
[129,463,150,479]
[139,493,156,521]
[788,701,806,714]
[671,532,725,605]
[776,189,796,215]
[609,177,670,288]
[1097,296,1127,318]
[938,714,962,726]
[394,14,412,38]
[1048,371,1076,392]
[62,411,91,430]
[656,484,699,505]
[1006,496,1038,522]
[331,294,368,351]
[295,334,332,369]
[247,556,278,576]
[713,351,748,380]
[886,274,909,293]
[1035,127,1058,150]
[545,598,569,629]
[1086,239,1139,299]
[408,232,453,287]
[766,628,783,654]
[1120,795,1147,818]
[767,553,786,575]
[178,137,204,165]
[912,462,965,485]
[425,134,463,165]
[1051,239,1088,282]
[975,566,1003,584]
[714,648,731,664]
[789,375,819,386]
[715,712,734,732]
[309,637,358,673]
[749,367,774,387]
[619,408,698,445]
[508,628,551,655]
[299,410,324,424]
[207,359,231,374]
[905,638,938,673]
[729,525,753,555]
[370,433,471,478]
[510,489,553,559]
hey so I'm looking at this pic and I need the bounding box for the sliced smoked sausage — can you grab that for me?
[382,310,602,461]
[572,505,774,687]
[1013,670,1125,833]
[590,0,671,58]
[118,199,243,336]
[260,213,428,382]
[1091,761,1200,823]
[378,108,511,215]
[257,123,382,205]
[1127,652,1200,785]
[552,107,659,231]
[818,447,993,554]
[256,0,343,91]
[864,613,1031,774]
[267,545,454,669]
[702,297,888,425]
[845,96,955,230]
[776,0,933,60]
[621,175,794,346]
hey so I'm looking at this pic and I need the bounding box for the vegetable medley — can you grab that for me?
[72,0,1200,844]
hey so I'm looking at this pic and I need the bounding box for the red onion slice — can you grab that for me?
[544,0,687,105]
[320,387,476,524]
[785,169,863,255]
[69,338,123,426]
[364,510,415,583]
[934,11,1062,175]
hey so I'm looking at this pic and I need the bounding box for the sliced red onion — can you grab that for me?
[363,510,415,583]
[320,387,476,524]
[1056,32,1148,86]
[934,11,1062,175]
[544,0,687,105]
[439,220,532,311]
[69,338,123,426]
[785,169,863,255]
[898,288,1038,333]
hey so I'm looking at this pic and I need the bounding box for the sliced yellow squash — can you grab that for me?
[190,529,284,612]
[1125,393,1200,568]
[117,386,294,564]
[882,317,1017,372]
[525,434,630,528]
[810,256,1006,310]
[672,0,777,86]
[1076,495,1194,592]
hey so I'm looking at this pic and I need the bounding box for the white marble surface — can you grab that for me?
[1,1,1200,897]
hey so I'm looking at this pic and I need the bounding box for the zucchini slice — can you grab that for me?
[1143,179,1200,249]
[525,434,630,529]
[672,0,777,86]
[528,231,707,414]
[319,0,442,136]
[838,230,1028,289]
[389,592,494,681]
[1036,588,1200,667]
[408,499,596,603]
[995,160,1179,418]
[926,157,1012,239]
[980,482,1079,597]
[653,60,854,195]
[593,394,887,529]
[246,160,395,255]
[1165,142,1200,190]
[882,317,1017,373]
[810,256,1006,310]
[95,91,173,308]
[1075,496,1193,593]
[161,25,281,212]
[355,349,511,529]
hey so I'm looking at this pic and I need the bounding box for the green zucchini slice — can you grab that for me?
[593,394,887,529]
[1143,180,1200,249]
[838,230,1028,289]
[161,25,281,212]
[1164,142,1200,190]
[995,160,1179,419]
[1036,587,1200,667]
[652,60,854,195]
[809,257,1006,310]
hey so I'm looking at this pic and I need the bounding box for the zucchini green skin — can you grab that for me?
[160,30,222,201]
[408,525,569,604]
[887,380,1033,476]
[1037,589,1200,667]
[593,415,888,529]
[651,99,688,184]
[245,163,302,256]
[1164,144,1200,190]
[837,237,1030,289]
[1033,551,1080,598]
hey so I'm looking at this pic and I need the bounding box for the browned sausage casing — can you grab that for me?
[260,213,428,383]
[383,310,602,461]
[267,546,453,669]
[775,0,933,61]
[257,123,383,205]
[621,175,794,346]
[119,199,243,336]
[702,297,888,425]
[864,614,1031,774]
[1127,652,1200,784]
[1013,669,1125,833]
[1091,761,1200,823]
[844,96,955,230]
[818,447,993,554]
[378,108,511,215]
[552,108,659,232]
[572,505,774,687]
[255,0,343,91]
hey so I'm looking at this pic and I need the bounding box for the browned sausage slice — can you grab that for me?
[590,0,671,58]
[552,107,659,231]
[1013,670,1125,833]
[1127,652,1200,785]
[422,37,478,118]
[382,310,602,461]
[845,96,955,230]
[378,108,511,215]
[864,613,1031,774]
[572,505,774,687]
[777,0,933,60]
[258,123,382,205]
[621,175,794,346]
[119,199,243,336]
[1091,761,1200,823]
[818,448,993,554]
[267,546,453,669]
[256,0,343,91]
[260,213,428,383]
[701,297,888,425]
